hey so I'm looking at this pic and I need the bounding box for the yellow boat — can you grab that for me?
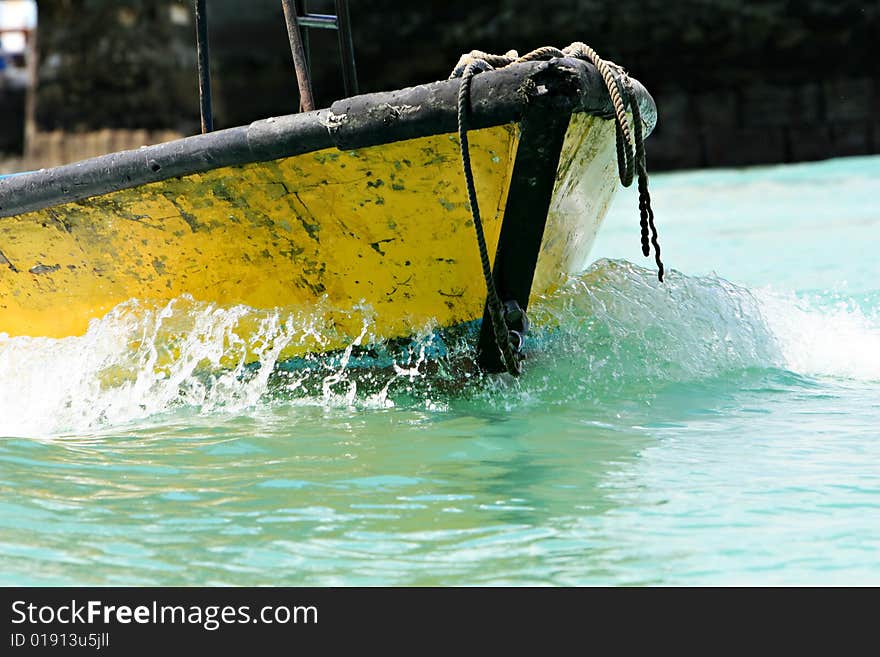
[0,39,657,374]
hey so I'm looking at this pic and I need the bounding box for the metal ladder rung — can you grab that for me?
[297,14,339,30]
[287,0,358,104]
[193,0,359,132]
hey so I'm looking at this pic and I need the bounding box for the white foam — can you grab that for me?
[0,297,321,437]
[756,290,880,382]
[0,297,450,437]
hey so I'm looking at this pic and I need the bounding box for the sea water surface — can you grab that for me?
[1,155,878,585]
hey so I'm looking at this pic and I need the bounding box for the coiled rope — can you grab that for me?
[452,42,665,375]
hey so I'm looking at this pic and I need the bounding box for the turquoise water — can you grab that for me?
[1,155,878,585]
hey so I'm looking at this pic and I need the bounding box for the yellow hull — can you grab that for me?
[0,113,617,360]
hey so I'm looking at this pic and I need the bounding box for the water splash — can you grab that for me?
[1,259,877,437]
[527,259,783,390]
[0,296,328,436]
[755,289,880,382]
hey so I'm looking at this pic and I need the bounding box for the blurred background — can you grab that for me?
[1,0,878,172]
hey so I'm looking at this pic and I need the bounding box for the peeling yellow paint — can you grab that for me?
[0,114,618,361]
[1,125,518,356]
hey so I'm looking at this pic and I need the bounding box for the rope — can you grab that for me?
[627,76,664,280]
[452,42,666,375]
[458,59,521,376]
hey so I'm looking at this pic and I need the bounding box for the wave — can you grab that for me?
[1,259,877,437]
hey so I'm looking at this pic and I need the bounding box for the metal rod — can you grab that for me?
[300,0,312,87]
[23,28,38,161]
[281,0,316,112]
[194,0,213,133]
[335,0,358,96]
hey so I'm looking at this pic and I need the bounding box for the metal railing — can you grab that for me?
[193,0,358,133]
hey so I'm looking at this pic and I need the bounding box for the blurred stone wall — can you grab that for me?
[0,89,24,153]
[35,0,198,132]
[26,0,880,169]
[349,0,880,169]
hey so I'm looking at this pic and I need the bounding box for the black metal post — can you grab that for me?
[281,0,316,112]
[335,0,358,96]
[300,0,311,76]
[194,0,213,133]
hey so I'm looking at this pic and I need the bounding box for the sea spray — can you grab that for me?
[0,296,327,436]
[528,259,783,386]
[2,259,878,437]
[754,289,880,383]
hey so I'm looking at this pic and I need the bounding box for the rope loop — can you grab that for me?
[452,42,666,374]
